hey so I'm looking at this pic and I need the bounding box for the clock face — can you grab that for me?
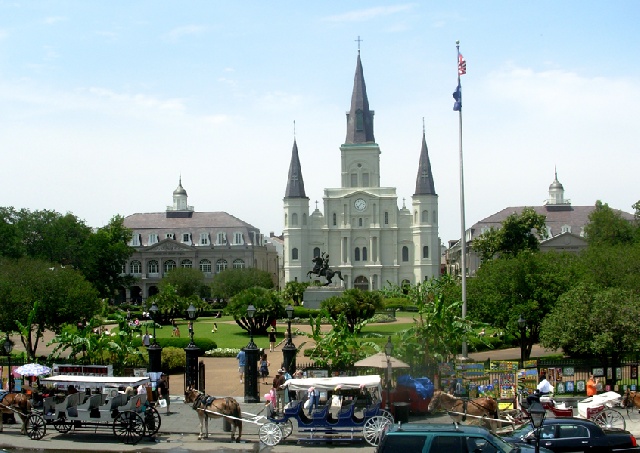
[354,198,367,211]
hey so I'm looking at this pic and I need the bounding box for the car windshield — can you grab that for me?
[486,432,516,452]
[510,423,534,438]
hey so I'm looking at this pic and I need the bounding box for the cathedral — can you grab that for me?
[283,52,441,290]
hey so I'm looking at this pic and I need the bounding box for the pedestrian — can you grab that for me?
[587,374,599,397]
[259,353,270,384]
[269,327,277,352]
[211,322,218,333]
[236,348,246,383]
[142,331,150,347]
[273,369,287,413]
[157,373,170,415]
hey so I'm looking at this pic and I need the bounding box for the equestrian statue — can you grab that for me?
[307,252,344,286]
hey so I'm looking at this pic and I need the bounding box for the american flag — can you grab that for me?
[458,53,466,76]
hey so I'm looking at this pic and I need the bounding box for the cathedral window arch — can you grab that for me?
[292,248,299,260]
[332,213,337,226]
[233,259,245,269]
[148,260,159,274]
[433,210,437,223]
[402,246,409,262]
[421,210,428,223]
[384,211,389,225]
[313,247,321,258]
[164,260,176,272]
[303,213,307,225]
[216,259,228,272]
[199,259,211,273]
[284,213,288,226]
[130,260,141,274]
[351,173,358,187]
[423,246,429,259]
[355,109,364,131]
[292,213,298,226]
[362,172,369,186]
[358,218,363,227]
[355,247,360,261]
[363,246,368,261]
[181,259,192,268]
[414,211,417,223]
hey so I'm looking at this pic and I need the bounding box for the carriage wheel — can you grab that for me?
[593,409,626,430]
[144,406,161,436]
[379,409,395,424]
[113,411,146,445]
[53,417,72,433]
[27,414,46,440]
[259,422,283,446]
[277,418,293,438]
[363,415,392,446]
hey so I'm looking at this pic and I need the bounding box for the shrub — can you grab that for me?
[140,337,216,354]
[204,348,241,358]
[161,347,186,372]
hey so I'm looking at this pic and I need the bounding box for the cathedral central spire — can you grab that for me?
[345,53,375,144]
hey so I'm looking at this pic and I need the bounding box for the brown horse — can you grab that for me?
[428,390,499,432]
[623,389,640,410]
[184,387,243,442]
[0,392,31,435]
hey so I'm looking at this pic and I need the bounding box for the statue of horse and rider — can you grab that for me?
[307,252,344,286]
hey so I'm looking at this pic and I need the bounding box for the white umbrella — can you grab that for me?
[354,352,410,369]
[14,363,52,377]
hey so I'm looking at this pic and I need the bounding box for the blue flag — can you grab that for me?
[453,83,462,111]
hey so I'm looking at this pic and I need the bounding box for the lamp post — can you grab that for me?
[4,335,13,392]
[147,302,162,376]
[184,303,200,389]
[528,401,546,453]
[384,336,393,411]
[282,304,297,374]
[244,304,259,403]
[518,315,526,369]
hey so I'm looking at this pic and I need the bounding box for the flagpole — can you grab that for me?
[456,40,468,359]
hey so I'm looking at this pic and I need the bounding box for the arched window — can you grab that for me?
[313,247,321,258]
[423,246,429,259]
[332,213,337,226]
[292,213,298,226]
[422,210,428,223]
[303,213,307,225]
[148,260,159,274]
[363,246,368,261]
[199,259,211,273]
[358,218,363,227]
[216,259,228,273]
[181,259,192,268]
[402,246,409,262]
[355,247,360,261]
[164,260,176,272]
[433,210,437,223]
[384,211,389,225]
[292,248,299,260]
[233,259,245,269]
[130,260,141,274]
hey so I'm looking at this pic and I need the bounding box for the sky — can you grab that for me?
[1,1,639,244]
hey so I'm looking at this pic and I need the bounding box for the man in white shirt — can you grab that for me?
[537,376,553,395]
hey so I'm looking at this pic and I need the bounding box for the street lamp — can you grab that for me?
[4,335,13,392]
[528,401,546,453]
[184,303,200,389]
[282,304,297,374]
[244,304,259,403]
[187,304,197,344]
[518,315,526,369]
[384,336,393,411]
[149,303,159,345]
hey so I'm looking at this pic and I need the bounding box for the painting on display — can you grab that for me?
[632,366,638,379]
[566,381,575,392]
[576,380,586,392]
[592,368,605,377]
[563,367,575,377]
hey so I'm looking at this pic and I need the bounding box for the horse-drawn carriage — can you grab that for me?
[258,375,393,446]
[3,375,162,444]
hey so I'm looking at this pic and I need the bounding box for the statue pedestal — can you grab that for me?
[303,287,344,310]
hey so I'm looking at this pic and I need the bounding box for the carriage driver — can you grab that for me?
[527,373,553,407]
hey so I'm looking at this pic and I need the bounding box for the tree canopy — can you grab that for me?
[584,201,636,247]
[210,268,274,300]
[227,287,284,335]
[472,207,548,261]
[159,267,206,298]
[320,289,383,333]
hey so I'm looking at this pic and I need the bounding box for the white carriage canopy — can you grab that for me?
[282,375,381,392]
[41,375,150,391]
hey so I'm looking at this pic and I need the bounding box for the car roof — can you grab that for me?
[386,423,493,435]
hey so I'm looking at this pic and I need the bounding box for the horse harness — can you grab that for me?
[191,393,234,415]
[455,397,496,422]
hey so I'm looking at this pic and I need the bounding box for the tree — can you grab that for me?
[160,267,206,298]
[472,207,548,261]
[320,289,383,333]
[147,283,202,323]
[540,284,640,365]
[0,257,101,359]
[281,281,308,306]
[226,287,284,336]
[210,268,274,300]
[584,200,636,247]
[577,244,640,294]
[466,251,578,360]
[79,215,134,298]
[306,312,372,369]
[0,207,23,258]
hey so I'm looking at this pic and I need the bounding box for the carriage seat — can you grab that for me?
[310,403,330,420]
[43,396,56,416]
[117,394,146,413]
[284,399,303,416]
[97,393,127,418]
[75,394,103,418]
[55,393,80,418]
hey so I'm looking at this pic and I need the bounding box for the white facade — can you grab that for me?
[283,53,440,290]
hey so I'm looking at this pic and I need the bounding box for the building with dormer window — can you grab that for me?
[121,179,279,303]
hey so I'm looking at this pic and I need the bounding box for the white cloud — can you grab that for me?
[323,4,415,23]
[43,16,67,25]
[165,25,205,41]
[87,87,187,114]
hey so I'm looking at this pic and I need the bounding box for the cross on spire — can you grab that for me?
[355,35,363,54]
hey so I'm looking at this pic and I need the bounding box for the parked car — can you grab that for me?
[376,423,553,453]
[502,418,640,452]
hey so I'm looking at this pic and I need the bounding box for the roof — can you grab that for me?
[345,53,375,144]
[282,374,381,391]
[284,139,307,198]
[123,211,257,230]
[414,131,436,196]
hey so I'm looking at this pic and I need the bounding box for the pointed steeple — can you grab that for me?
[414,129,436,196]
[284,139,307,198]
[345,53,375,144]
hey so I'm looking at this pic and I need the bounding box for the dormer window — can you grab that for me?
[561,224,571,234]
[216,232,226,245]
[182,233,191,243]
[200,233,209,245]
[148,233,159,245]
[234,232,244,245]
[166,233,175,240]
[131,234,141,246]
